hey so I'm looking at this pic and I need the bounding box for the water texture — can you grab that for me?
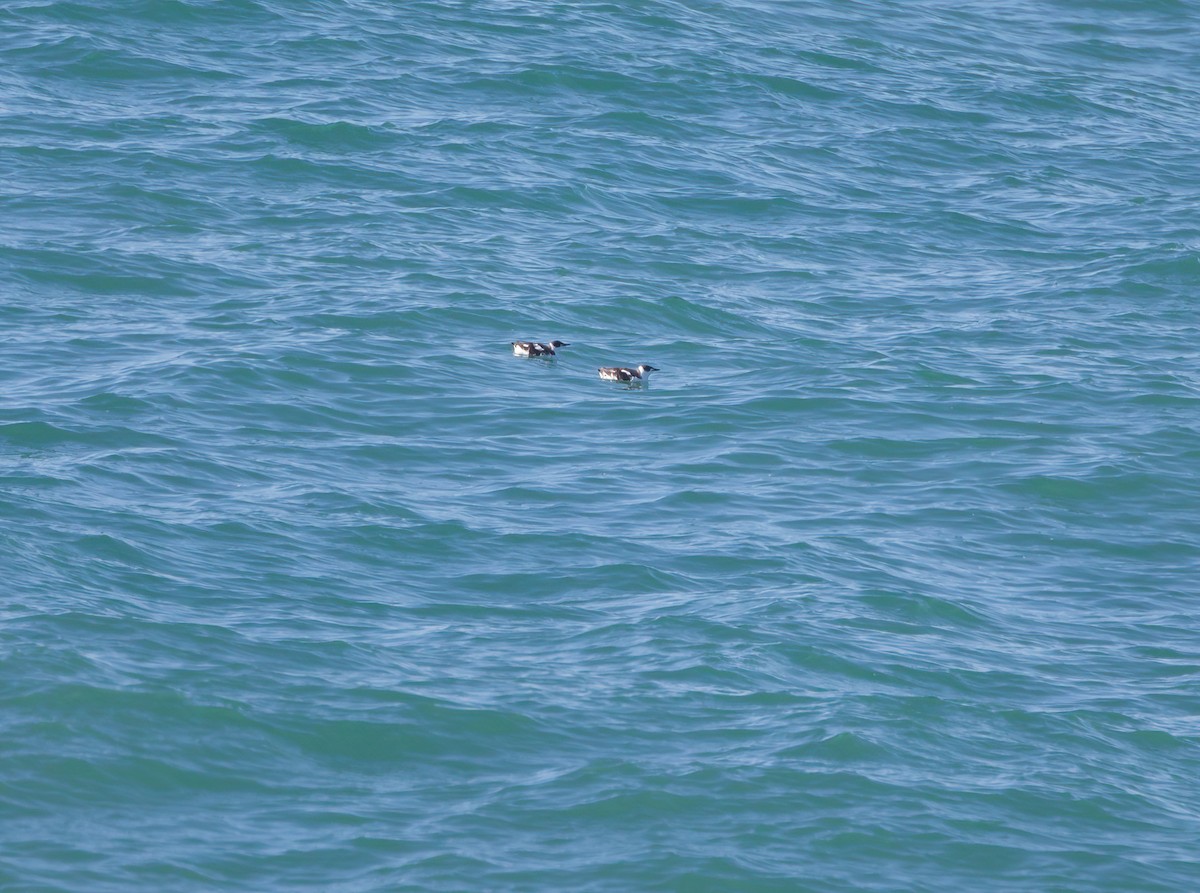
[2,1,1199,890]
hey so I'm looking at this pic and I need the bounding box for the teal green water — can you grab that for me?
[3,1,1200,890]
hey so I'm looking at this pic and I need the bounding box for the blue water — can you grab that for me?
[3,1,1200,890]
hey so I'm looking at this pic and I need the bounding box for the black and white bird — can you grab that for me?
[512,340,569,358]
[598,364,659,383]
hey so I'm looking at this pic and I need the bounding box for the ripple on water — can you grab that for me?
[3,0,1200,890]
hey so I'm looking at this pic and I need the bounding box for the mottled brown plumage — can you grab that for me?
[598,364,659,382]
[512,340,568,357]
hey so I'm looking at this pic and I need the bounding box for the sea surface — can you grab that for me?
[3,1,1199,890]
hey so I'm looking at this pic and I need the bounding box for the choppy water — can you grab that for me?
[3,1,1200,890]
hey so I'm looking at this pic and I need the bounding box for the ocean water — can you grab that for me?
[3,0,1199,890]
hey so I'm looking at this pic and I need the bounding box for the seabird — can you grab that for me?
[598,364,659,383]
[512,340,569,358]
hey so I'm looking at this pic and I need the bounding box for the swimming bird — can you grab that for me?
[512,340,569,358]
[598,364,659,383]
